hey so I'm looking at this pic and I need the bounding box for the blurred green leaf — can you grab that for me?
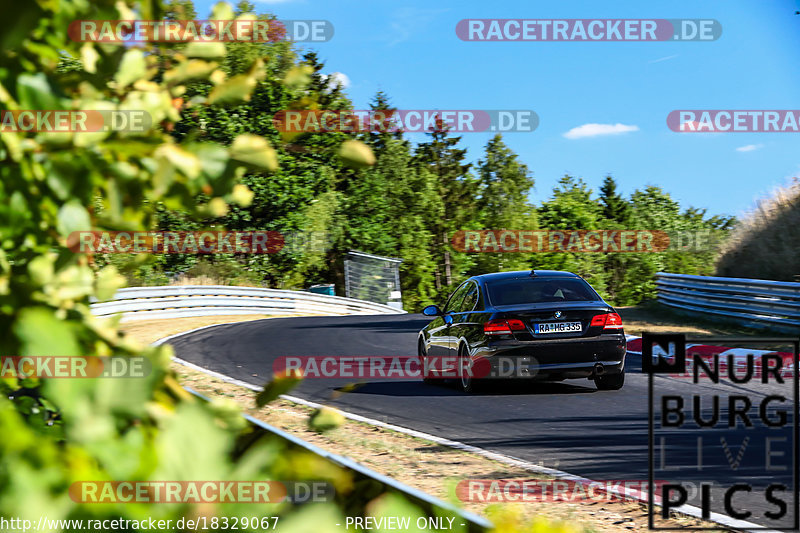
[230,184,254,207]
[207,74,257,106]
[13,307,80,356]
[156,144,201,179]
[255,370,302,407]
[114,49,147,90]
[80,43,99,74]
[366,493,427,533]
[56,201,91,238]
[17,73,60,109]
[338,140,376,168]
[308,406,345,433]
[283,65,314,89]
[163,60,218,85]
[94,266,125,301]
[230,134,278,171]
[184,41,227,59]
[27,255,54,286]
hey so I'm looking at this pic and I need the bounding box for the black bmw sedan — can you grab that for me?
[417,270,627,393]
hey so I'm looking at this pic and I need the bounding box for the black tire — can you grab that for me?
[419,339,435,384]
[595,371,624,390]
[459,345,481,393]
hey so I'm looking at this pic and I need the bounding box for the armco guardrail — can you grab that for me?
[187,388,491,532]
[90,285,406,321]
[656,272,800,329]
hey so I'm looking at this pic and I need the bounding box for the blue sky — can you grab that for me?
[196,0,800,218]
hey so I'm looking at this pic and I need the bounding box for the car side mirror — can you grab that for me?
[422,305,442,317]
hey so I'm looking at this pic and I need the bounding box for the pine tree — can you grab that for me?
[597,176,631,304]
[473,134,536,274]
[365,90,403,153]
[598,175,631,224]
[414,125,476,289]
[302,51,348,108]
[164,0,198,20]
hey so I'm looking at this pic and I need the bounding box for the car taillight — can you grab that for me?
[590,314,606,327]
[484,319,526,335]
[605,312,623,329]
[590,312,624,330]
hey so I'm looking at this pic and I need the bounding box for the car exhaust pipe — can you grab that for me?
[594,363,605,376]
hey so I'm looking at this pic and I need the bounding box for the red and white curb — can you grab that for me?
[627,335,794,360]
[626,335,795,378]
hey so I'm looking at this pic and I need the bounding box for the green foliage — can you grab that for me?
[471,135,537,275]
[534,176,607,295]
[1,0,737,530]
[538,176,601,230]
[342,131,439,310]
[529,178,732,306]
[598,175,631,224]
[54,3,735,317]
[597,176,630,302]
[415,127,477,293]
[0,0,384,529]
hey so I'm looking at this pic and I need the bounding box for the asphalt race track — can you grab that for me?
[169,314,798,529]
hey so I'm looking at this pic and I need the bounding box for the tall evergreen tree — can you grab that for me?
[476,134,535,227]
[234,1,256,15]
[365,90,403,153]
[414,125,476,290]
[472,134,536,274]
[598,175,631,224]
[163,0,197,19]
[597,176,631,303]
[302,51,348,108]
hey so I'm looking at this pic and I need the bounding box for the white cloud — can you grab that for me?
[736,143,764,152]
[648,54,678,64]
[324,72,350,89]
[563,123,639,140]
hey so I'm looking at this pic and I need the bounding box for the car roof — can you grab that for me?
[469,270,580,283]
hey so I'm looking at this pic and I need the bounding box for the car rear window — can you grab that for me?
[485,277,599,306]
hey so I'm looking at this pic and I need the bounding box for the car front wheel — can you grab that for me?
[419,339,435,384]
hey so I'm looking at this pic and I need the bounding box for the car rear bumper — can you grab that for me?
[477,333,626,379]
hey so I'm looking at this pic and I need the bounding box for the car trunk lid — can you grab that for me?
[494,302,615,340]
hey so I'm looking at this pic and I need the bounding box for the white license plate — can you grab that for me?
[534,321,582,334]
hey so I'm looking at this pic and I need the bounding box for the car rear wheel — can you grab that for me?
[459,345,480,393]
[595,371,624,390]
